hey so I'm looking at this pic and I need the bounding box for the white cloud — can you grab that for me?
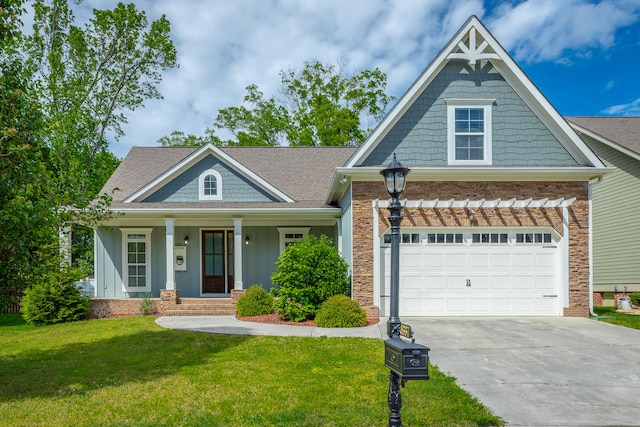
[602,98,640,115]
[72,0,640,157]
[488,0,638,64]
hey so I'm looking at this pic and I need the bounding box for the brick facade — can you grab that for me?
[351,180,591,317]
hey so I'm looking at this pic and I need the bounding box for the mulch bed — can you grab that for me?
[237,313,380,327]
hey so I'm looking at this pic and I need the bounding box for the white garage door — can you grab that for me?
[381,231,560,316]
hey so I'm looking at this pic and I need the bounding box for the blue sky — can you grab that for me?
[69,0,640,157]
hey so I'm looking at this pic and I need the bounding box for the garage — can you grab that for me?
[381,231,561,316]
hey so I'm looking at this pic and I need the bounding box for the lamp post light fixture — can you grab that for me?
[380,154,409,427]
[380,154,410,339]
[380,155,429,427]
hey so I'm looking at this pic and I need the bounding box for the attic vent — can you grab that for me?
[447,27,500,65]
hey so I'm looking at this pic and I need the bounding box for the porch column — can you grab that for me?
[233,218,243,290]
[165,218,175,290]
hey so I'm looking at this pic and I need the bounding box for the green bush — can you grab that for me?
[315,295,367,328]
[270,235,351,322]
[21,267,90,326]
[139,293,156,316]
[236,285,275,317]
[629,293,640,306]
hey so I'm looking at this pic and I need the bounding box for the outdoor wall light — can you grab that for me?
[184,235,189,245]
[245,236,250,245]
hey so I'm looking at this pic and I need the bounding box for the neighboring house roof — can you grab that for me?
[567,117,640,161]
[101,145,357,211]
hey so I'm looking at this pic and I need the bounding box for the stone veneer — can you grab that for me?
[351,180,591,317]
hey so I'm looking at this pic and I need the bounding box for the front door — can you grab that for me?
[202,230,234,294]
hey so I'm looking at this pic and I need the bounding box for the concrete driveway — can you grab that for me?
[404,317,640,426]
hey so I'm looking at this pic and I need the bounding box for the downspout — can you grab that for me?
[589,177,604,317]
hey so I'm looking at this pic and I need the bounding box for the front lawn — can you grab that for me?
[0,315,502,426]
[593,306,640,330]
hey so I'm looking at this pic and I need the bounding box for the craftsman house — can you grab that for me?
[93,16,609,317]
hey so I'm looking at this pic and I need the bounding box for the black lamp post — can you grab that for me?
[380,154,410,427]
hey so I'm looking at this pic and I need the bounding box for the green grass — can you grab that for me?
[593,306,640,330]
[0,314,502,426]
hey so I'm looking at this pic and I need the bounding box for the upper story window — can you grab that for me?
[446,99,494,165]
[199,169,222,200]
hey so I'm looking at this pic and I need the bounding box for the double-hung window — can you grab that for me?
[446,100,493,165]
[121,228,152,292]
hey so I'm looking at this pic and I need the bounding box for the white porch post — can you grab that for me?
[561,205,570,311]
[233,218,243,290]
[165,219,175,290]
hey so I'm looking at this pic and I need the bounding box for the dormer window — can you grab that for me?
[445,99,494,165]
[199,169,222,200]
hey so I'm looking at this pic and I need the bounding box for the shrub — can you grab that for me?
[629,292,640,306]
[270,235,351,322]
[315,295,367,328]
[236,285,275,317]
[139,293,156,316]
[21,266,90,326]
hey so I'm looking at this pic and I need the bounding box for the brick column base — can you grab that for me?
[231,289,246,301]
[160,289,180,314]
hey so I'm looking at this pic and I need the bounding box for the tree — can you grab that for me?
[23,0,178,267]
[25,0,178,207]
[163,60,394,147]
[0,0,60,309]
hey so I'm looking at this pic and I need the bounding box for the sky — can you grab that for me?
[67,0,640,158]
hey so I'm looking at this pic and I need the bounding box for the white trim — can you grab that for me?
[233,218,243,291]
[277,227,310,253]
[164,219,175,290]
[376,197,574,209]
[120,228,153,293]
[447,101,493,165]
[199,169,222,201]
[372,200,381,312]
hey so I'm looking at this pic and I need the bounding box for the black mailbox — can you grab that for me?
[384,337,429,381]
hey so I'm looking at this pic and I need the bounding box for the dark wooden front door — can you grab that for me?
[202,230,234,294]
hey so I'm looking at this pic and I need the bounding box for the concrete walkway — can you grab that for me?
[157,316,640,426]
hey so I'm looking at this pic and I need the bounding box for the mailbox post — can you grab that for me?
[380,155,429,427]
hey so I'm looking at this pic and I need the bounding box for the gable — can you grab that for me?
[361,60,577,167]
[123,143,294,204]
[346,15,605,170]
[142,154,279,203]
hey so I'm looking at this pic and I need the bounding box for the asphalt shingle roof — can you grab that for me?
[101,146,357,208]
[567,116,640,156]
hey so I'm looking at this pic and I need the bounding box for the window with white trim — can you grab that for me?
[446,100,493,165]
[199,169,222,200]
[121,228,152,292]
[277,227,310,253]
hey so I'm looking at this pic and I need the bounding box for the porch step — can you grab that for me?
[163,298,236,316]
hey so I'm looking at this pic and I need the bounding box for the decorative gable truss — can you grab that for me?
[447,26,500,65]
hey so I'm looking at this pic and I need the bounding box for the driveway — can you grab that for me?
[403,317,640,426]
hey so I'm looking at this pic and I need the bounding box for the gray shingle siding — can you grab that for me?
[362,60,577,166]
[143,155,278,203]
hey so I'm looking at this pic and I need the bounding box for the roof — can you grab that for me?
[102,145,357,210]
[346,15,605,169]
[567,117,640,158]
